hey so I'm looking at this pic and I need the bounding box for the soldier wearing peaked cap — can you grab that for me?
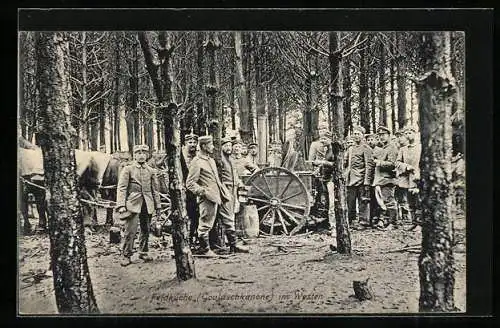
[181,133,199,247]
[372,126,400,230]
[117,144,162,266]
[219,135,250,253]
[186,135,232,257]
[247,141,259,166]
[344,126,373,229]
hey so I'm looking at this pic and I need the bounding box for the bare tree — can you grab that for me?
[417,31,457,312]
[35,31,99,313]
[139,31,196,280]
[329,31,351,255]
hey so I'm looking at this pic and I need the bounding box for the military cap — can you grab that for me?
[248,141,258,147]
[198,135,213,145]
[232,139,242,146]
[221,136,233,146]
[404,126,417,133]
[352,125,366,134]
[394,129,404,136]
[133,144,149,152]
[365,133,376,139]
[185,133,199,142]
[377,125,391,135]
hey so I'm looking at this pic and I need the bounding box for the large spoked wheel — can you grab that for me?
[245,167,310,236]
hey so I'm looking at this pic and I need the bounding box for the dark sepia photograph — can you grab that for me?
[18,24,467,314]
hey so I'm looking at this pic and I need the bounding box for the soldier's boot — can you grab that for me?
[406,210,421,231]
[226,230,249,253]
[198,235,217,257]
[389,208,399,229]
[139,252,153,262]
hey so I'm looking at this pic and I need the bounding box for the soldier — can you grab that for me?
[186,136,231,256]
[240,143,249,157]
[219,137,250,253]
[309,131,334,223]
[180,133,199,247]
[117,144,162,267]
[365,133,379,228]
[394,129,410,225]
[372,126,400,230]
[233,139,258,176]
[247,142,259,166]
[308,130,331,163]
[401,127,422,231]
[344,126,373,229]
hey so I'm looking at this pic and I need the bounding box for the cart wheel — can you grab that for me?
[245,167,310,236]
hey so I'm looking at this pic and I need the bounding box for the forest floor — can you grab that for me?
[18,208,466,315]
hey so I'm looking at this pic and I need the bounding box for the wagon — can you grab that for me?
[241,167,315,236]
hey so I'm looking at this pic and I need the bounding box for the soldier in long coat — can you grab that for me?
[219,137,249,253]
[365,133,379,227]
[344,126,374,229]
[396,127,422,230]
[117,144,162,266]
[372,126,400,230]
[180,133,199,247]
[186,136,231,256]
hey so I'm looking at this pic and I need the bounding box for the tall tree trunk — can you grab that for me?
[112,34,121,152]
[235,32,251,144]
[195,32,205,136]
[370,69,377,132]
[35,31,99,313]
[244,33,255,142]
[329,31,351,255]
[19,32,27,138]
[204,32,225,248]
[378,41,387,127]
[268,83,278,143]
[254,33,267,164]
[390,42,397,132]
[277,89,285,143]
[417,31,457,312]
[396,34,407,129]
[359,38,370,133]
[162,103,197,280]
[99,79,106,151]
[343,59,352,137]
[139,31,196,280]
[81,32,89,150]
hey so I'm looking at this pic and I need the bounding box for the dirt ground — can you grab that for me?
[18,208,466,315]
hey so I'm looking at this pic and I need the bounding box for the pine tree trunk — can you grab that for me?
[370,70,377,132]
[396,34,407,129]
[359,38,370,133]
[205,32,225,248]
[277,89,285,144]
[195,32,205,135]
[343,60,352,137]
[161,104,197,280]
[35,31,99,313]
[329,31,351,255]
[112,34,121,152]
[244,33,255,142]
[417,31,457,312]
[139,31,196,280]
[378,41,387,127]
[390,47,397,132]
[81,32,89,150]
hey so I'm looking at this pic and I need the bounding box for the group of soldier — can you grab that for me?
[308,124,422,232]
[116,123,421,266]
[116,134,261,266]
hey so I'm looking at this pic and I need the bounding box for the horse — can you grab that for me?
[18,147,122,234]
